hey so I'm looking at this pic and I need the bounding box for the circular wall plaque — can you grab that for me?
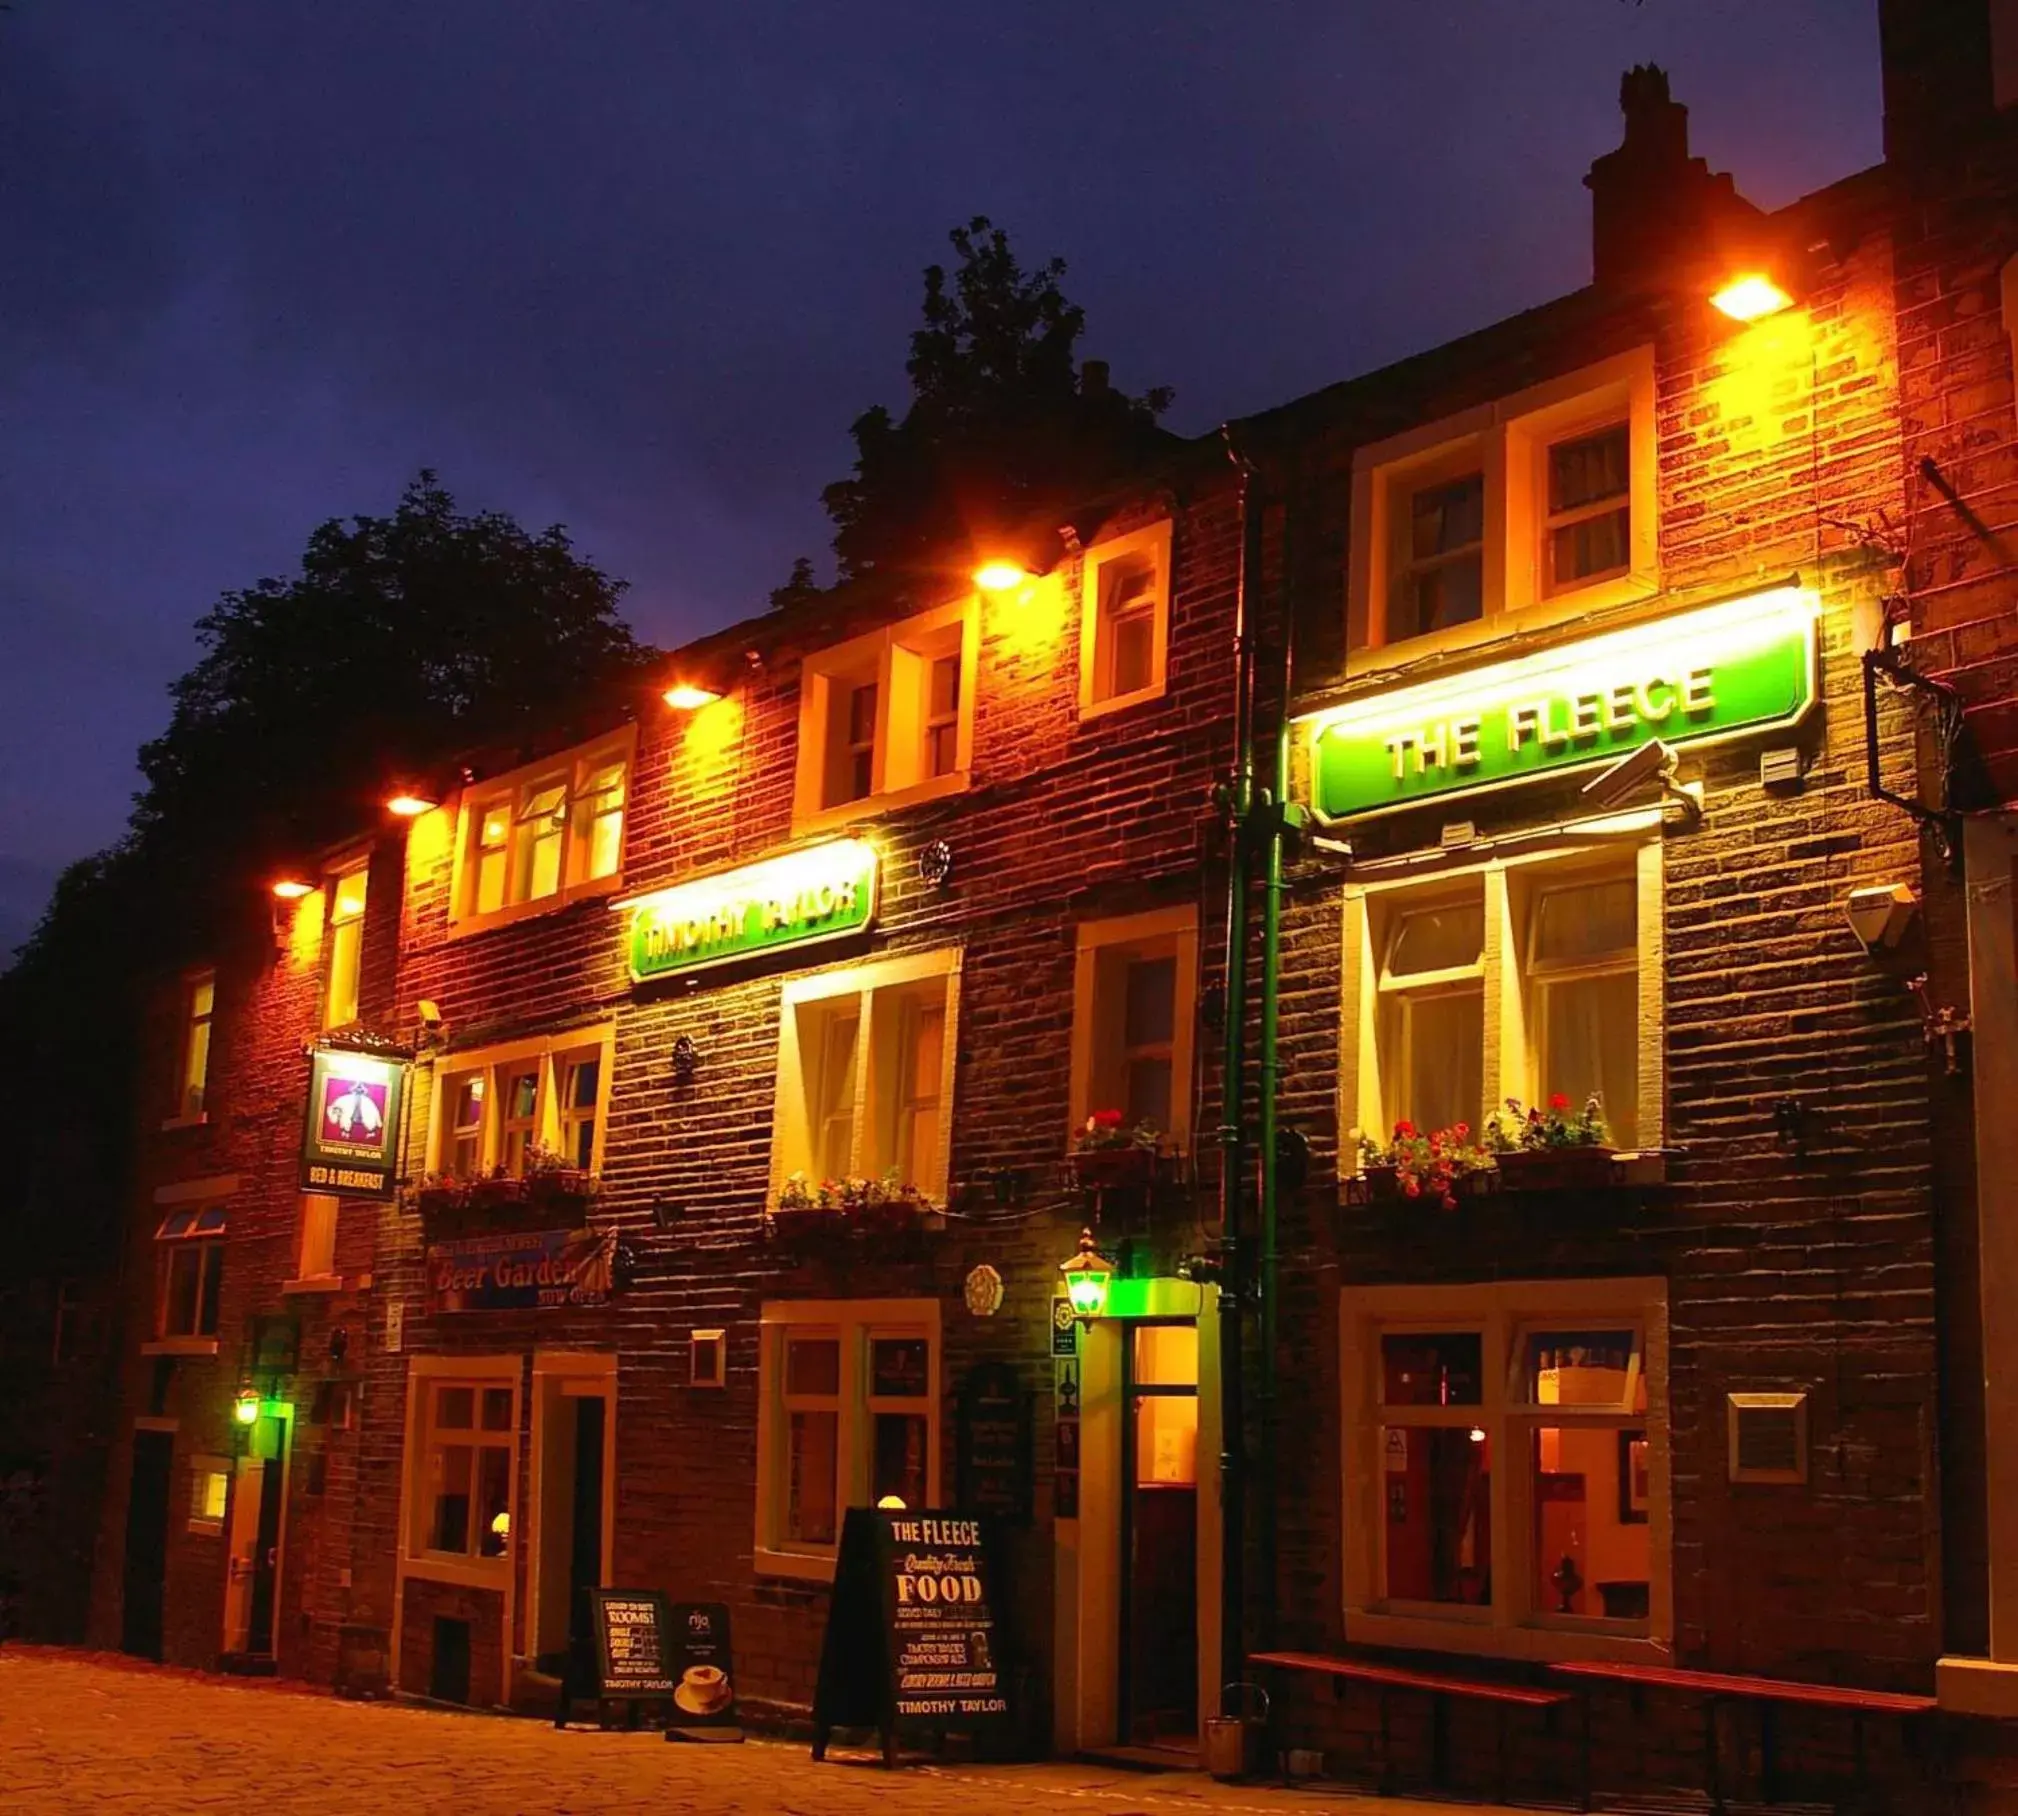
[963,1262,1005,1318]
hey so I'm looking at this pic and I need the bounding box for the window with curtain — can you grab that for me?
[432,1032,613,1181]
[1544,422,1631,595]
[456,734,632,925]
[1393,468,1486,641]
[1376,891,1485,1136]
[417,1382,515,1562]
[1524,872,1638,1147]
[176,971,215,1119]
[1072,908,1198,1148]
[325,861,369,1028]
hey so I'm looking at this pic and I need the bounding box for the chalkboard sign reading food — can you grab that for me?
[663,1602,741,1743]
[812,1507,1011,1766]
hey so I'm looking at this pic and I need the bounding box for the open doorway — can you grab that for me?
[120,1428,174,1659]
[529,1357,614,1678]
[222,1407,290,1665]
[1119,1321,1199,1753]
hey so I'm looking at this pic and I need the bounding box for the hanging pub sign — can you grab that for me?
[811,1507,1011,1766]
[299,1045,407,1198]
[1298,587,1819,824]
[424,1226,616,1313]
[618,838,877,984]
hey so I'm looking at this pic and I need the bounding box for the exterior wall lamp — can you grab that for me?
[974,560,1032,594]
[662,683,723,711]
[233,1386,262,1427]
[1059,1228,1116,1322]
[1711,271,1796,322]
[270,877,315,901]
[385,791,437,817]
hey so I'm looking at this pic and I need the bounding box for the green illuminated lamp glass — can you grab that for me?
[1060,1228,1116,1321]
[233,1387,261,1427]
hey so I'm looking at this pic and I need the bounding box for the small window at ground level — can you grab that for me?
[189,1456,230,1530]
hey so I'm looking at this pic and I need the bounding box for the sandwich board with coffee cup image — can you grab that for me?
[556,1588,677,1729]
[662,1601,741,1743]
[811,1506,1012,1768]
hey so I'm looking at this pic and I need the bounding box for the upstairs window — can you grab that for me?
[452,729,635,931]
[1080,519,1173,717]
[772,949,960,1203]
[155,1205,227,1340]
[794,602,976,828]
[294,1193,340,1284]
[1350,349,1655,656]
[1375,890,1485,1136]
[1522,872,1640,1150]
[173,970,215,1122]
[430,1027,613,1181]
[325,860,369,1029]
[1070,906,1198,1147]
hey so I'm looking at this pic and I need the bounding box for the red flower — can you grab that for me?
[1402,1177,1421,1198]
[1549,1092,1571,1112]
[1453,1122,1470,1138]
[1394,1120,1417,1139]
[1092,1108,1124,1129]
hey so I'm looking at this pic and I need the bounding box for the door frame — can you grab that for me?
[524,1351,617,1674]
[1117,1319,1202,1746]
[222,1403,294,1658]
[1052,1283,1221,1755]
[121,1421,178,1659]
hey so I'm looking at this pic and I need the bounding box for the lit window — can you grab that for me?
[431,1031,613,1181]
[1375,890,1485,1136]
[1351,349,1655,653]
[1393,469,1486,641]
[454,731,634,927]
[189,1456,232,1532]
[1346,852,1658,1153]
[295,1193,339,1282]
[1070,907,1198,1146]
[412,1379,516,1564]
[155,1205,227,1339]
[325,860,369,1028]
[794,602,975,827]
[1080,520,1173,716]
[1343,1279,1666,1649]
[757,1301,939,1575]
[774,951,959,1201]
[1543,423,1631,596]
[1523,873,1640,1149]
[175,971,215,1119]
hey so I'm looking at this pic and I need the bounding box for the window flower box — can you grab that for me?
[769,1174,940,1242]
[1483,1094,1616,1192]
[1492,1146,1619,1192]
[1068,1111,1176,1196]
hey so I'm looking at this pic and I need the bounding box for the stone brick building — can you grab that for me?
[79,3,2018,1807]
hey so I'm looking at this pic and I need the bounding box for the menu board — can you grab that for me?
[956,1362,1032,1526]
[811,1507,1011,1765]
[588,1589,676,1699]
[663,1602,741,1742]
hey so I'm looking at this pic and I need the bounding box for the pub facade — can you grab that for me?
[81,4,2018,1805]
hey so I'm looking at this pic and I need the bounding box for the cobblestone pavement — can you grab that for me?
[0,1648,1492,1816]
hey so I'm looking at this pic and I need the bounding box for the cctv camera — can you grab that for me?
[1845,883,1917,952]
[1581,738,1677,810]
[417,1000,443,1027]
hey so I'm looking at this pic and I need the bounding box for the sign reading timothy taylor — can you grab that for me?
[1300,588,1819,824]
[620,838,878,982]
[299,1045,406,1198]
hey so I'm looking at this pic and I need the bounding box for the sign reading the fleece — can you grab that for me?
[1301,588,1819,823]
[623,838,877,982]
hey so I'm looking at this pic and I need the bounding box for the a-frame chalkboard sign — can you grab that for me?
[555,1588,677,1729]
[810,1506,1012,1767]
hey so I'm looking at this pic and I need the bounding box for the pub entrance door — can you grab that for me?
[222,1408,290,1662]
[120,1428,174,1659]
[530,1355,614,1677]
[1118,1321,1199,1753]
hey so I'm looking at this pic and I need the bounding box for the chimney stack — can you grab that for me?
[1585,64,1760,291]
[1879,0,1996,166]
[1080,359,1111,397]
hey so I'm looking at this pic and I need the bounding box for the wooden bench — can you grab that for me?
[1550,1659,1939,1813]
[1251,1649,1580,1806]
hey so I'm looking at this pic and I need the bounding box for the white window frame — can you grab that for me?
[1347,348,1657,666]
[151,1206,227,1349]
[1068,905,1198,1149]
[769,947,962,1204]
[1078,518,1174,720]
[427,1024,616,1181]
[791,599,978,832]
[1341,839,1664,1152]
[396,1354,521,1589]
[754,1298,942,1581]
[324,856,370,1029]
[1339,1276,1671,1664]
[166,968,216,1128]
[448,725,637,935]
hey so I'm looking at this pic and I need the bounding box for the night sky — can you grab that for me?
[0,2,1881,950]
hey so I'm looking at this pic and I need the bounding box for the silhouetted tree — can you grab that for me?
[803,216,1173,588]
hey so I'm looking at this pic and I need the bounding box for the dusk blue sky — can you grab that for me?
[0,2,1882,949]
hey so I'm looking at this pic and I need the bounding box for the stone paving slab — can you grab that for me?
[0,1648,1495,1816]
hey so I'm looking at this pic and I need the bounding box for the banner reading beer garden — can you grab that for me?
[1299,588,1819,824]
[620,838,877,983]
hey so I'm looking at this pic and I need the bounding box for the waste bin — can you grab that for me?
[1203,1682,1269,1781]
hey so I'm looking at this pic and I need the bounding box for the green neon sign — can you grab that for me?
[1300,589,1819,824]
[623,838,878,983]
